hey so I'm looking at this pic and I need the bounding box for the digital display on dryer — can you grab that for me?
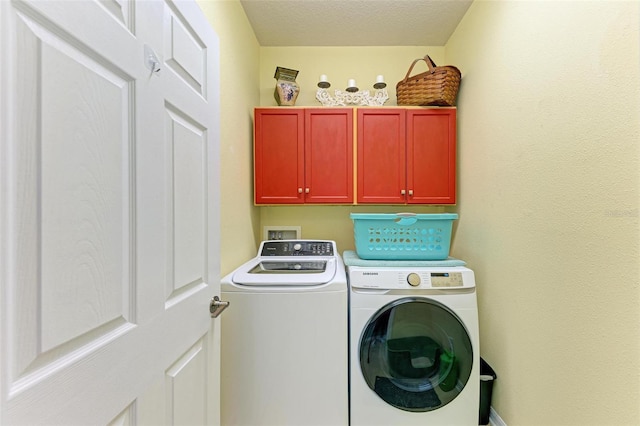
[431,272,464,288]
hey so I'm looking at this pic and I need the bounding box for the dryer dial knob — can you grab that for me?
[293,243,302,251]
[407,273,421,287]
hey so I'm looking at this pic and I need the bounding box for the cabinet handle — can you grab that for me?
[305,188,310,193]
[409,190,414,196]
[401,189,406,195]
[298,188,303,194]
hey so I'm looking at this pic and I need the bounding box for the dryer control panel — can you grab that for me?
[348,267,475,290]
[431,272,465,288]
[260,240,335,257]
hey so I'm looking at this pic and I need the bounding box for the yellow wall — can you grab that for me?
[446,1,640,425]
[259,205,452,253]
[201,0,640,424]
[197,0,262,274]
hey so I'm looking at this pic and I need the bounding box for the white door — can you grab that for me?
[0,0,221,424]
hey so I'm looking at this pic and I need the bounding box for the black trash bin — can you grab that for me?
[479,358,497,425]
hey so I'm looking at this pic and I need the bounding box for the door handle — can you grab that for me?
[210,296,230,318]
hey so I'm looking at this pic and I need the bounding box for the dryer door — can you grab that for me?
[359,297,473,412]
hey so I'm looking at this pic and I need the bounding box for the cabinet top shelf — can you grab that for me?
[254,106,457,110]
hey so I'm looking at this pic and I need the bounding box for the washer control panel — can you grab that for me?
[260,240,335,257]
[348,267,474,290]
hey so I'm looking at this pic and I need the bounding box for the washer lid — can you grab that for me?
[231,257,337,286]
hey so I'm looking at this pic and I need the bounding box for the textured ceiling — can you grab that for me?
[240,0,474,46]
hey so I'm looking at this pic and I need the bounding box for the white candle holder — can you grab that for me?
[315,75,389,107]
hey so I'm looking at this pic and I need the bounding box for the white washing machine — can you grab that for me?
[221,240,348,426]
[346,252,479,426]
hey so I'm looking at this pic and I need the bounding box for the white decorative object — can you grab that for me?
[374,75,386,89]
[316,88,389,106]
[318,74,330,89]
[315,75,389,106]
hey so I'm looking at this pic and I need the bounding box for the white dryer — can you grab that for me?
[221,240,348,426]
[346,252,479,426]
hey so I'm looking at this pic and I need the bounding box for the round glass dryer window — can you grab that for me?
[359,297,473,412]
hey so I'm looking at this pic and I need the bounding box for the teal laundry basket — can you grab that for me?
[350,213,458,260]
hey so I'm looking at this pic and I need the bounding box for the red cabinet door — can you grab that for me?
[357,109,406,204]
[304,108,353,204]
[406,109,456,204]
[254,108,304,204]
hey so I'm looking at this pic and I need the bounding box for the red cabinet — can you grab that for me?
[357,108,407,204]
[304,108,354,203]
[254,108,304,204]
[406,109,456,204]
[254,108,353,204]
[255,107,455,205]
[357,108,456,204]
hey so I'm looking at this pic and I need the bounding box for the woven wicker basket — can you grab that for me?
[396,55,461,106]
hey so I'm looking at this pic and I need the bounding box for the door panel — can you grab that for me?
[109,404,135,426]
[39,30,132,354]
[0,0,221,424]
[164,3,207,97]
[305,108,353,204]
[357,109,406,204]
[99,0,134,31]
[407,109,456,204]
[254,109,305,204]
[166,337,209,425]
[165,104,207,305]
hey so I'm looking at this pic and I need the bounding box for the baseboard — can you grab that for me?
[489,407,507,426]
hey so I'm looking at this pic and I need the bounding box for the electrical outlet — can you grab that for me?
[263,226,301,240]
